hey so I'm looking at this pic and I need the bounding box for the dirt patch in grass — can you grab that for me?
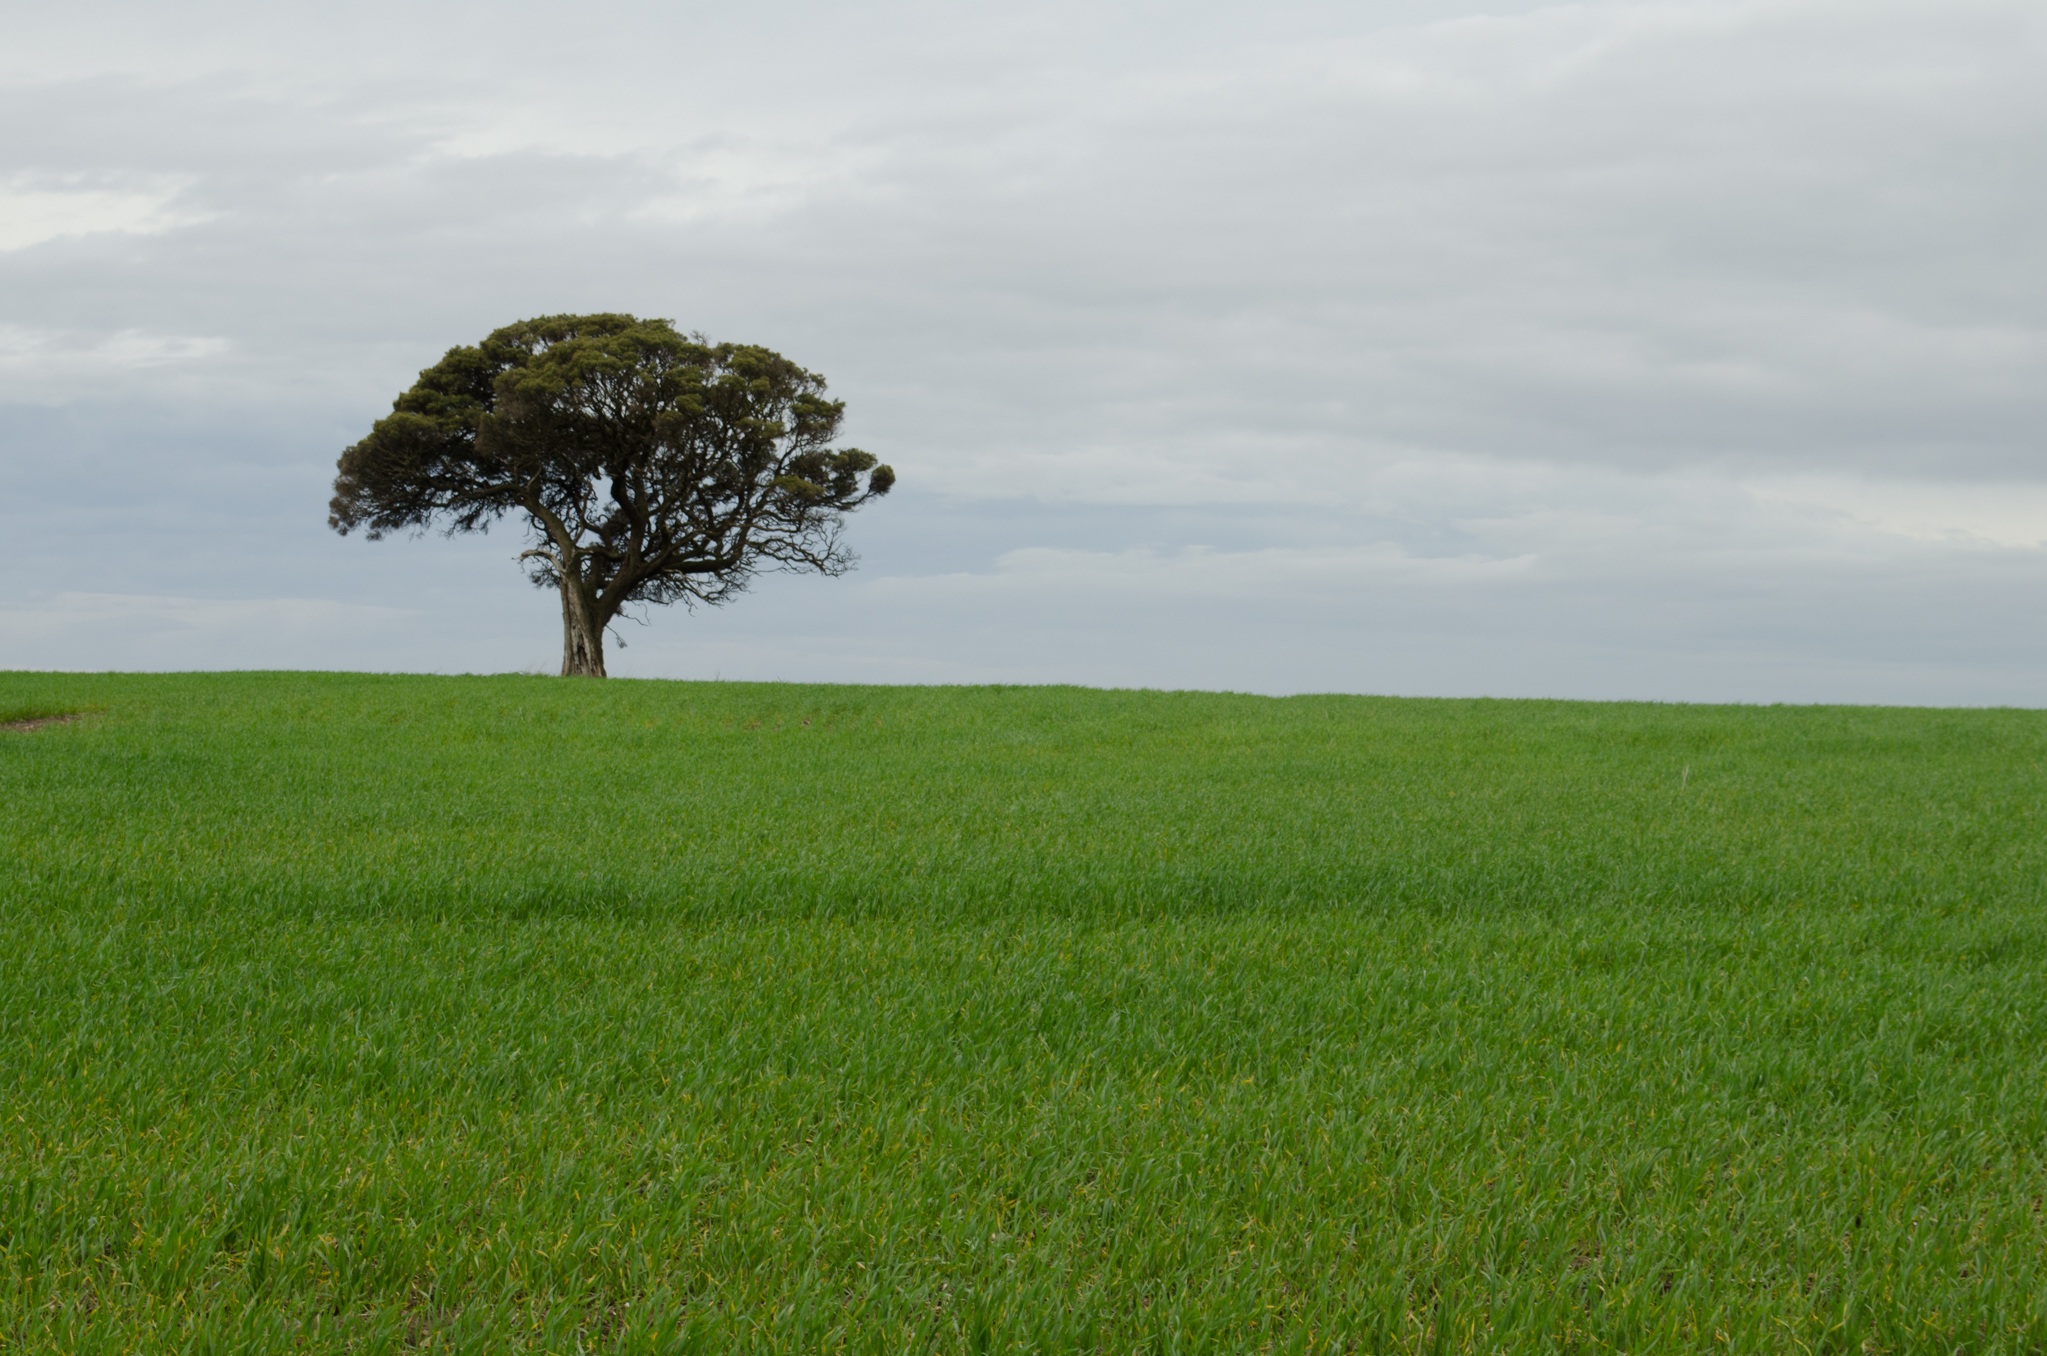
[0,712,94,733]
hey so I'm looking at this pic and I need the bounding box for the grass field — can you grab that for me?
[3,672,2045,1353]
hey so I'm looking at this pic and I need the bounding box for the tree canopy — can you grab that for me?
[330,314,893,676]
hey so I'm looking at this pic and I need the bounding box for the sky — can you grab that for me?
[2,0,2043,702]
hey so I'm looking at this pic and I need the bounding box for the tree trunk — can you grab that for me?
[559,579,607,678]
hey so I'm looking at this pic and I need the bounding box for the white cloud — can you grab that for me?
[1745,476,2047,550]
[0,325,229,403]
[0,173,208,250]
[889,542,1540,602]
[0,593,432,672]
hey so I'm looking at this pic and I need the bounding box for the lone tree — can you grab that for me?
[330,314,894,677]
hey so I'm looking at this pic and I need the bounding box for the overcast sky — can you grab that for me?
[2,0,2043,701]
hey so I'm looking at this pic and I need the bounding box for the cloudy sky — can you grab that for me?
[2,0,2043,702]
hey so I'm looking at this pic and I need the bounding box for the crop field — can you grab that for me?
[2,672,2045,1353]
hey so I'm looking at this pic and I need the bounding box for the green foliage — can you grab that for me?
[3,672,2045,1351]
[330,316,893,676]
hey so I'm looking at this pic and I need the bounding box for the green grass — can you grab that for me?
[3,671,2045,1353]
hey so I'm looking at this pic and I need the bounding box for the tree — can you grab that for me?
[330,314,894,677]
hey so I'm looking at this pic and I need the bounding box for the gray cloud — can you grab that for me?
[1,0,2043,699]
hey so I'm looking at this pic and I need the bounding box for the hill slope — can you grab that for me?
[4,673,2044,1351]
